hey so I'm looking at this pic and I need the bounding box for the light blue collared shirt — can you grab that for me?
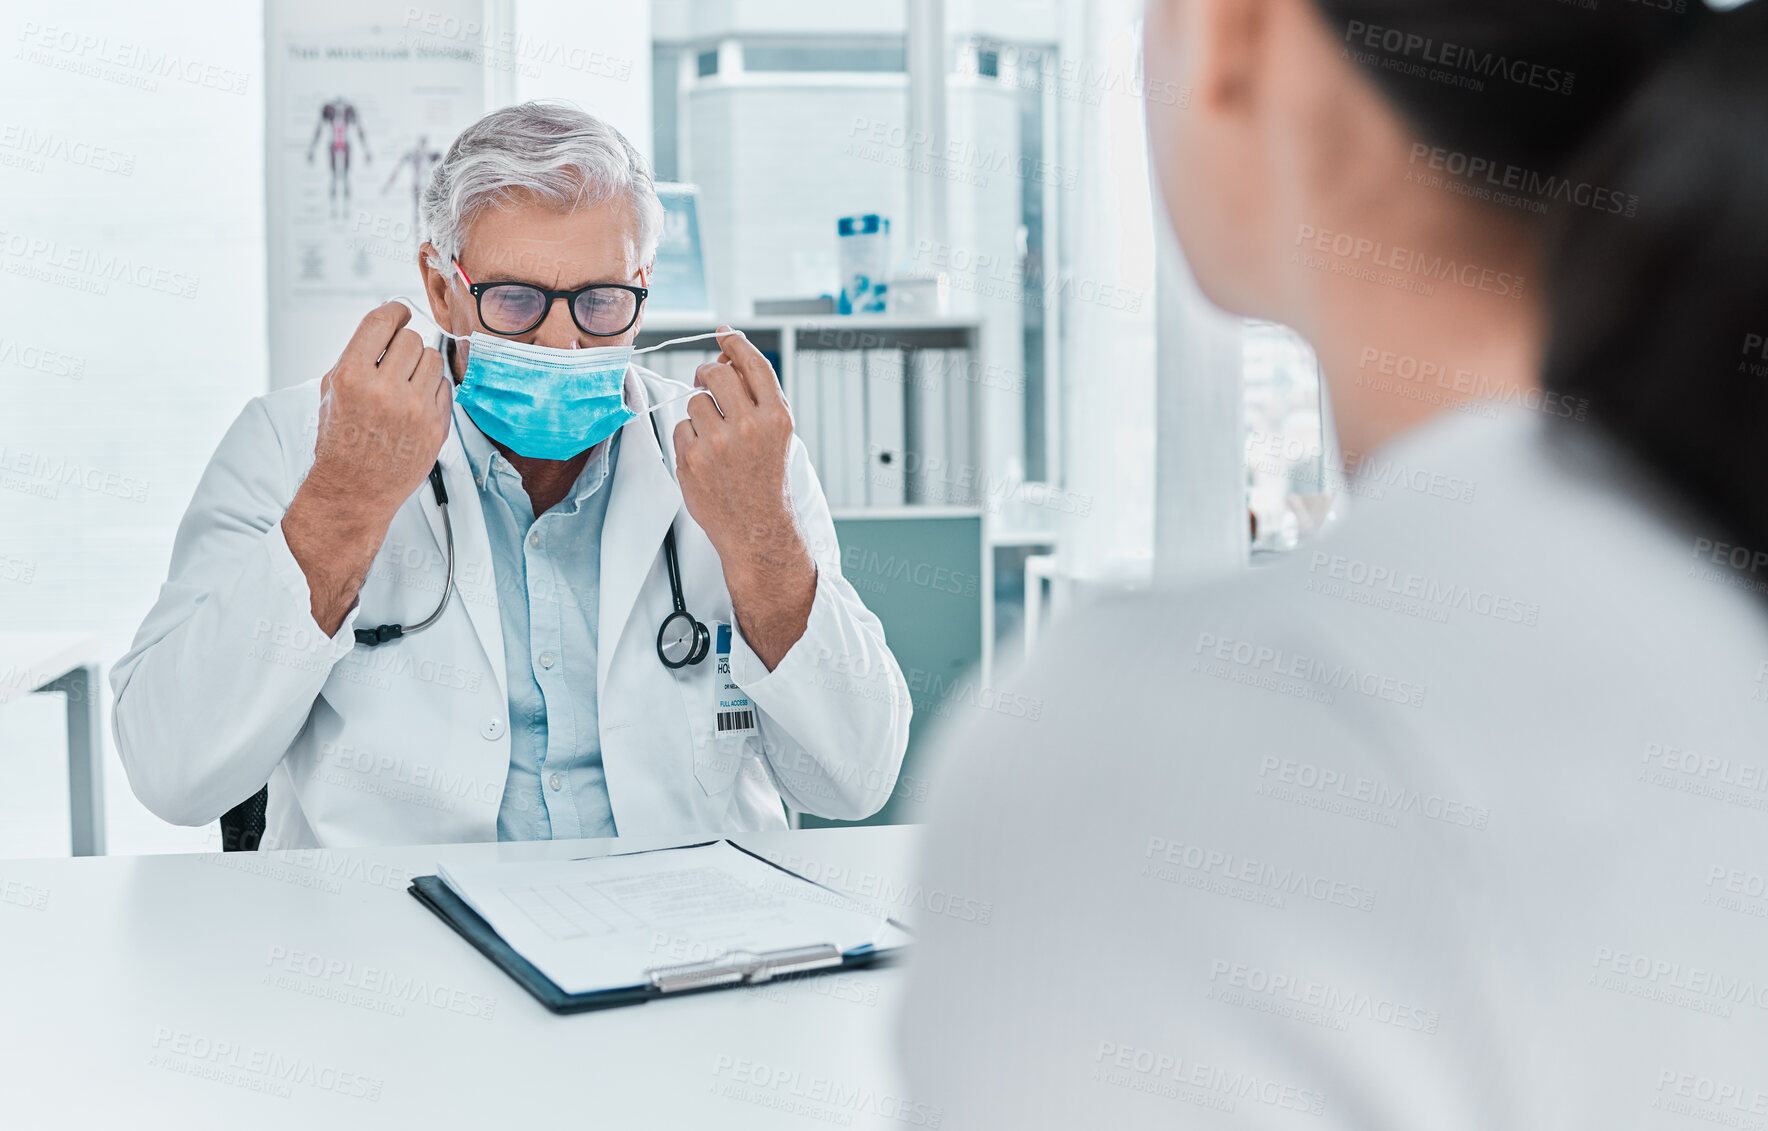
[454,402,621,841]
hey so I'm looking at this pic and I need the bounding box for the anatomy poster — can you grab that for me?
[274,29,480,297]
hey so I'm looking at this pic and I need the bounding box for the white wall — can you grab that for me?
[654,0,907,40]
[0,0,268,854]
[684,76,911,317]
[263,0,486,390]
[511,0,652,158]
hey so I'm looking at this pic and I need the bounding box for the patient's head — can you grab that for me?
[1141,0,1706,322]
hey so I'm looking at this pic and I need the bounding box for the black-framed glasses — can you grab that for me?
[453,260,647,337]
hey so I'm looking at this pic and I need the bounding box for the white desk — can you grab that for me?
[0,826,926,1129]
[0,631,105,856]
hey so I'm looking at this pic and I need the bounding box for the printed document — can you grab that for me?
[437,841,891,995]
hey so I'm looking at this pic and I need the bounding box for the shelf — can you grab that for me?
[829,506,985,522]
[987,529,1062,548]
[637,313,980,351]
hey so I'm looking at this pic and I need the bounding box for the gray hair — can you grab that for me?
[420,100,665,275]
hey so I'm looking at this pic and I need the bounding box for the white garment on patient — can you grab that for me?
[901,404,1768,1130]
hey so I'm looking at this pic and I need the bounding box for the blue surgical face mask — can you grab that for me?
[390,297,729,461]
[452,332,635,460]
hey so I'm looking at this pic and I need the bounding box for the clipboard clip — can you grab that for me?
[646,943,843,993]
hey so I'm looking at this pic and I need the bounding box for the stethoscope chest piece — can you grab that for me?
[655,520,709,669]
[657,608,710,669]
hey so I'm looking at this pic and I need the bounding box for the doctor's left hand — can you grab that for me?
[674,327,817,669]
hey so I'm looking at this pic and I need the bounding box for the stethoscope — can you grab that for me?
[354,438,707,670]
[353,329,722,670]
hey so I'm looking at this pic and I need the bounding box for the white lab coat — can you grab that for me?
[112,365,912,849]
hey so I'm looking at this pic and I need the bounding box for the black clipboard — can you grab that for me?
[408,840,910,1014]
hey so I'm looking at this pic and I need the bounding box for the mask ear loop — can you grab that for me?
[645,386,718,416]
[634,330,750,418]
[387,295,470,342]
[633,330,744,355]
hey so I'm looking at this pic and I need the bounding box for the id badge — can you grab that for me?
[715,623,757,735]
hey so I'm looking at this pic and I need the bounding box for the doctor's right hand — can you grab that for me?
[282,303,453,636]
[308,302,452,516]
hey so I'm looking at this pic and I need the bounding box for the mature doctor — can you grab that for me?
[112,101,911,849]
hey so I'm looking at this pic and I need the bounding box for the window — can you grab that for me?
[1243,322,1334,554]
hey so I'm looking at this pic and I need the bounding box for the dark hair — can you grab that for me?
[1542,1,1768,558]
[1316,0,1768,557]
[1311,0,1710,179]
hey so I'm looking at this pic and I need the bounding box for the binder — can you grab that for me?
[793,342,822,475]
[865,349,907,505]
[838,349,868,506]
[408,841,910,1015]
[904,349,947,505]
[944,349,975,504]
[814,351,854,507]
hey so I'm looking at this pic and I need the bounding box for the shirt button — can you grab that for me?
[538,651,555,669]
[527,530,541,548]
[549,773,563,791]
[481,718,506,740]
